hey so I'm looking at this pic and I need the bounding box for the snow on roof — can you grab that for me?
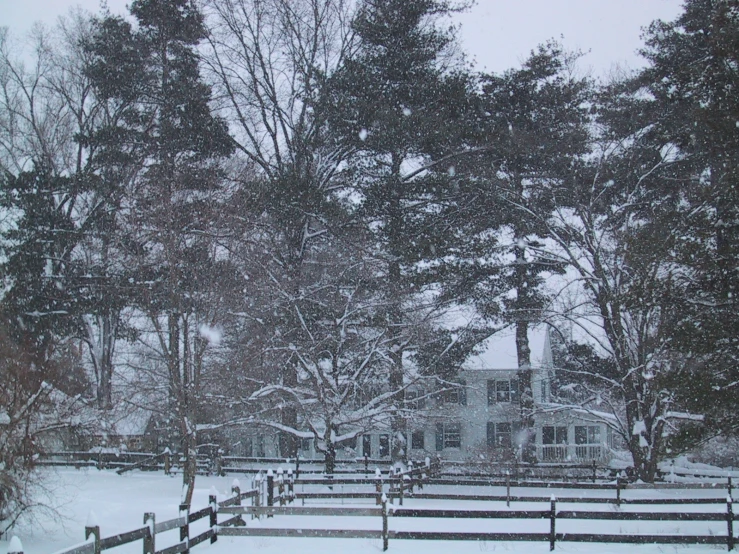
[464,326,549,370]
[101,404,152,436]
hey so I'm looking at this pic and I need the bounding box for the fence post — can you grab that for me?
[399,474,404,506]
[255,473,262,514]
[506,470,511,508]
[232,478,247,525]
[376,468,382,505]
[85,525,101,554]
[730,476,734,499]
[179,502,190,554]
[209,494,218,544]
[549,496,556,551]
[144,512,155,554]
[267,469,274,515]
[164,449,171,476]
[277,468,285,506]
[592,460,597,483]
[616,478,622,507]
[295,453,300,479]
[215,450,224,477]
[85,511,101,554]
[728,495,735,552]
[381,493,389,552]
[287,468,295,503]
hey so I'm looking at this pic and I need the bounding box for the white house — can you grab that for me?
[223,327,616,465]
[361,328,616,464]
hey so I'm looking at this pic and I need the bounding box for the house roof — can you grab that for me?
[100,404,152,436]
[464,326,549,370]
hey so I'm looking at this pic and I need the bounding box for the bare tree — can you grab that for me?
[203,0,357,458]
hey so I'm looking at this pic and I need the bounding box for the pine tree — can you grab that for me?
[446,43,591,462]
[328,0,472,461]
[640,0,739,438]
[85,0,233,504]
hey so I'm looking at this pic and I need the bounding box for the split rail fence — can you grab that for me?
[37,468,738,554]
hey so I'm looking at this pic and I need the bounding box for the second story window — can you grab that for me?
[487,379,519,404]
[406,389,427,410]
[440,379,467,405]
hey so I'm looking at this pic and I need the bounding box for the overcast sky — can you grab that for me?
[1,0,684,76]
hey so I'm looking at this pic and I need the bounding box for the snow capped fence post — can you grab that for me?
[506,470,511,508]
[277,468,285,506]
[85,511,101,554]
[381,493,389,551]
[231,479,246,525]
[287,468,294,503]
[267,469,274,513]
[144,513,155,554]
[375,468,382,505]
[728,495,735,552]
[179,502,190,554]
[7,536,23,554]
[549,496,557,551]
[215,450,224,477]
[209,493,218,544]
[253,473,262,513]
[295,453,300,480]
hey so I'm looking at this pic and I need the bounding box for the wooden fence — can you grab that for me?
[50,485,257,554]
[36,464,738,554]
[219,494,738,552]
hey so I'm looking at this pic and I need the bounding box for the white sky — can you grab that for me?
[1,0,684,76]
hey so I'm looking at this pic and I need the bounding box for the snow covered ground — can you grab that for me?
[1,468,734,554]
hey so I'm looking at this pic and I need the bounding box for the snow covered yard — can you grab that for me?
[1,468,734,554]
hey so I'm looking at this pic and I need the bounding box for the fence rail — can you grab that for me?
[40,465,737,554]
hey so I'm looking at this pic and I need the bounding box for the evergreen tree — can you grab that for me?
[445,43,591,461]
[328,0,472,461]
[85,0,233,504]
[0,167,85,385]
[640,0,739,438]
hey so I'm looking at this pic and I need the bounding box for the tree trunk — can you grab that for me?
[324,430,336,475]
[515,320,536,463]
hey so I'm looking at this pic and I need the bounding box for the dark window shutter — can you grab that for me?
[459,379,467,405]
[510,378,519,402]
[435,423,444,451]
[487,422,495,448]
[487,380,495,404]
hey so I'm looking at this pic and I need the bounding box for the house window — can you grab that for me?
[362,435,371,457]
[486,422,512,448]
[575,425,602,460]
[487,379,519,404]
[406,389,427,410]
[255,435,266,457]
[542,425,568,445]
[575,426,601,445]
[411,430,425,450]
[301,438,311,451]
[379,434,390,457]
[435,422,462,450]
[441,380,467,405]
